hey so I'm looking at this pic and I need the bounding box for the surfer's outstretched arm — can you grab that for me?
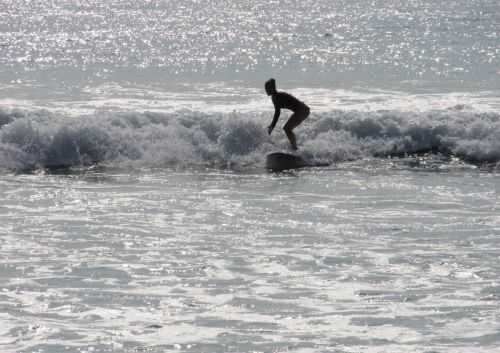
[267,107,280,135]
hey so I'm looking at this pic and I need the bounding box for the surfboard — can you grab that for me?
[265,152,308,171]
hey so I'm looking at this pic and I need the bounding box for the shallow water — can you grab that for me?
[1,159,499,352]
[1,1,499,352]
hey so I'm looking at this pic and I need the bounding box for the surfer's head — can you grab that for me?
[265,78,277,96]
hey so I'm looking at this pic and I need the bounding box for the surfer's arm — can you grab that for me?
[267,107,280,135]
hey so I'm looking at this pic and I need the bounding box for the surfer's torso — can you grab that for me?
[272,91,308,113]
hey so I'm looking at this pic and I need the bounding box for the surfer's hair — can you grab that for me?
[265,78,276,92]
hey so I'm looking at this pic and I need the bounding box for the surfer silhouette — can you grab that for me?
[265,78,310,150]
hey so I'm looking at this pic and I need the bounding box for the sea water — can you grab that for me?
[0,1,499,352]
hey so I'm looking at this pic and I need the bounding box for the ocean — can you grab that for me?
[0,1,499,352]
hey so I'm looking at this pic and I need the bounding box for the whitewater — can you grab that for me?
[1,0,499,352]
[0,107,499,172]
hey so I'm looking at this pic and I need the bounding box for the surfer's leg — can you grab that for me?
[284,126,298,150]
[283,107,310,150]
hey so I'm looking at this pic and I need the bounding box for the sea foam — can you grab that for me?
[0,107,498,172]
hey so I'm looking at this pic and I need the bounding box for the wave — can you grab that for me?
[0,107,499,172]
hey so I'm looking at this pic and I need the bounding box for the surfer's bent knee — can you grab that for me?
[286,107,310,131]
[304,105,310,117]
[297,105,310,122]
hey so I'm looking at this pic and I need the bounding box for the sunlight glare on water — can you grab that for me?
[0,1,499,352]
[0,161,499,352]
[1,0,498,92]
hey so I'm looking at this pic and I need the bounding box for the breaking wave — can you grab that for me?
[0,107,499,172]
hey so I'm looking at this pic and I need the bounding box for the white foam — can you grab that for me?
[0,106,498,172]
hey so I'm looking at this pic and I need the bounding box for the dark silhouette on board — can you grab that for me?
[265,78,310,150]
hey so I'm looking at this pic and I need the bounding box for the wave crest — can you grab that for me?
[0,107,498,172]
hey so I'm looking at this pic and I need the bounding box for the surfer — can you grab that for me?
[265,78,310,150]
